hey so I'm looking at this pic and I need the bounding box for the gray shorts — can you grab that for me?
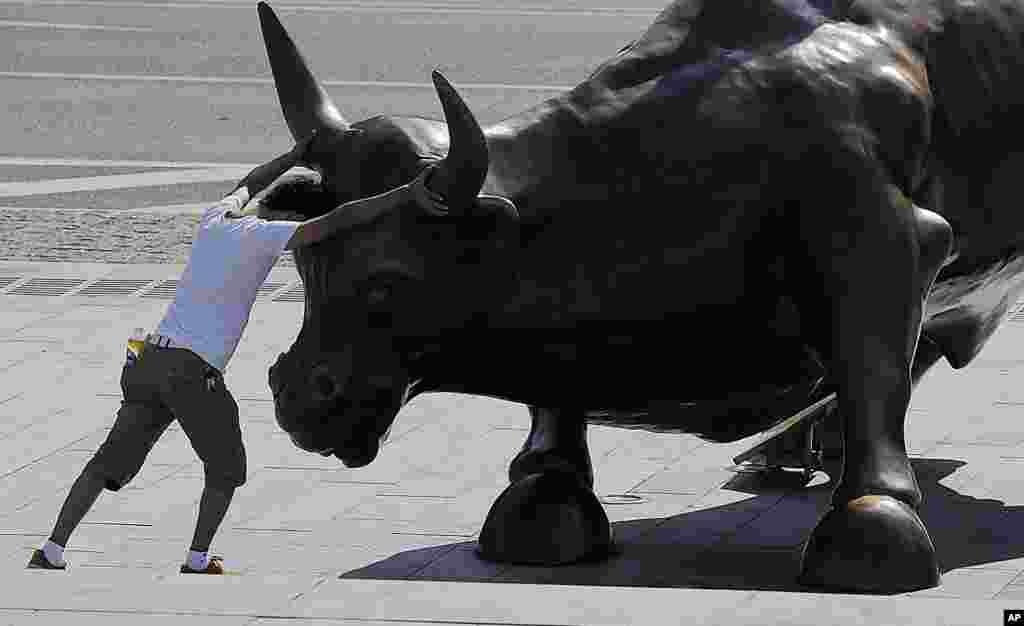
[86,344,246,491]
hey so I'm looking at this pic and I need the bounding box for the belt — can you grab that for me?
[145,333,188,351]
[145,333,222,387]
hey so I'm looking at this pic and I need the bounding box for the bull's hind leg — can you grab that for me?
[478,407,612,565]
[794,160,952,592]
[735,335,946,477]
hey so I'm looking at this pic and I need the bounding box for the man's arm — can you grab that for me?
[283,166,435,250]
[231,133,317,199]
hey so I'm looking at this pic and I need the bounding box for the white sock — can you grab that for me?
[186,549,209,571]
[42,540,66,567]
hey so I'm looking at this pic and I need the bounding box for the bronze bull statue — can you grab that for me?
[260,0,1024,592]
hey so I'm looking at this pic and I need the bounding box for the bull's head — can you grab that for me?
[259,2,519,466]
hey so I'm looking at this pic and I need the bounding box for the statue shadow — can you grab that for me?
[340,458,1024,593]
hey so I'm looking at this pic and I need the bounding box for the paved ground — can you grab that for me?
[4,264,1024,625]
[5,0,1024,624]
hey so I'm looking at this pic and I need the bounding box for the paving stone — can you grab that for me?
[223,469,380,528]
[404,394,528,430]
[716,490,829,550]
[914,444,1007,498]
[937,404,1024,446]
[631,489,788,556]
[660,547,806,590]
[508,541,709,588]
[240,424,344,471]
[5,571,307,618]
[348,486,501,537]
[593,449,674,498]
[0,343,45,371]
[374,428,523,498]
[0,450,94,509]
[209,532,387,577]
[739,592,1009,626]
[116,461,195,490]
[367,423,512,497]
[907,567,1020,599]
[601,492,703,527]
[0,492,74,534]
[295,579,761,625]
[223,360,277,398]
[15,309,126,346]
[0,311,66,336]
[398,542,500,581]
[338,543,465,581]
[82,533,191,571]
[630,442,752,496]
[0,533,44,560]
[0,420,109,479]
[84,474,205,528]
[0,393,72,439]
[232,481,379,531]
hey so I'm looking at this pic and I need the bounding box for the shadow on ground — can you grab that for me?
[341,458,1024,592]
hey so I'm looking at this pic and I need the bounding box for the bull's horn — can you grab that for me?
[258,1,348,140]
[426,71,489,212]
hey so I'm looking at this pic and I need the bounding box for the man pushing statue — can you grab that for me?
[26,133,439,574]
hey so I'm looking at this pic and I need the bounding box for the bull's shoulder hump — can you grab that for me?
[781,23,928,96]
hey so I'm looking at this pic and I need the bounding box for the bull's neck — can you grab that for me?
[479,94,609,222]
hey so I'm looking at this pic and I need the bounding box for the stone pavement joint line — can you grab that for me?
[0,70,575,93]
[0,273,300,301]
[0,167,253,197]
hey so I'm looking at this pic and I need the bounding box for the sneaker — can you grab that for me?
[26,549,66,570]
[180,555,226,574]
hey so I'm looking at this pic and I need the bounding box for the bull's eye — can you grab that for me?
[366,284,392,306]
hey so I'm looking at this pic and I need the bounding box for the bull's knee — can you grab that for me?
[510,407,593,489]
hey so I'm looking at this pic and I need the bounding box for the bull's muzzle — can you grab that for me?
[289,430,335,457]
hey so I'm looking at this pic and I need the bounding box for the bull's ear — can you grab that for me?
[410,166,518,222]
[475,195,519,222]
[447,194,520,273]
[460,195,520,255]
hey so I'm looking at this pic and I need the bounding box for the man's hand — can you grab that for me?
[233,131,319,199]
[289,130,318,167]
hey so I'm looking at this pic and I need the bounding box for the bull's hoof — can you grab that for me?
[799,495,940,593]
[478,471,612,565]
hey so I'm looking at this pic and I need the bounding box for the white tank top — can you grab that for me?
[156,188,299,371]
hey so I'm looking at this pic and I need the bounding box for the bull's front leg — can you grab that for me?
[795,163,952,592]
[478,407,612,565]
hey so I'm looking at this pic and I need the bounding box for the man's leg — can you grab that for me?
[48,469,106,549]
[190,484,236,554]
[30,362,172,569]
[162,352,246,573]
[27,468,107,569]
